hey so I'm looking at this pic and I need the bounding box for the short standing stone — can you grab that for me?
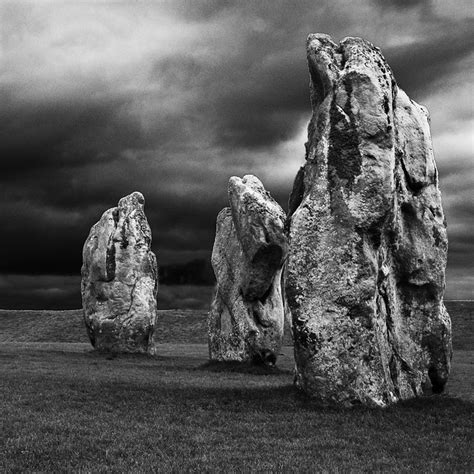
[286,34,452,405]
[208,175,287,364]
[81,192,158,353]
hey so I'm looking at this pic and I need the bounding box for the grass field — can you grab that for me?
[0,300,472,472]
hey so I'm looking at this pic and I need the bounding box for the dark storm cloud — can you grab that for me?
[0,91,192,177]
[0,200,85,274]
[148,39,309,149]
[384,18,474,97]
[0,96,133,174]
[0,0,472,308]
[208,58,309,148]
[371,0,430,9]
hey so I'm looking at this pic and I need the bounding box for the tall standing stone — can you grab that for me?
[209,175,287,364]
[286,34,452,406]
[81,192,158,353]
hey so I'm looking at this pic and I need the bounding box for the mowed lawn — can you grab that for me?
[0,301,472,472]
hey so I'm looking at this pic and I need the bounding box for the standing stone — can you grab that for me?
[208,175,287,364]
[286,34,452,406]
[81,192,158,353]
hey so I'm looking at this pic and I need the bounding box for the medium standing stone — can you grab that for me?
[286,34,452,405]
[209,175,287,364]
[81,192,158,353]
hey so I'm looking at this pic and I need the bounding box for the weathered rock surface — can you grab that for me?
[209,175,287,364]
[286,34,452,406]
[81,192,158,353]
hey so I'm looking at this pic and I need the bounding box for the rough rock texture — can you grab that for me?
[208,175,287,364]
[81,192,158,353]
[286,34,452,406]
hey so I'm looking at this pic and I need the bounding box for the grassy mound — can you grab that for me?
[0,300,470,348]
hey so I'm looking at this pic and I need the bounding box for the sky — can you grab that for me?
[0,0,472,308]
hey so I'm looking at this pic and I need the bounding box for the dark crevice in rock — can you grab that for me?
[251,244,283,278]
[251,349,277,366]
[126,280,139,317]
[105,238,116,282]
[398,152,424,195]
[366,222,382,249]
[288,166,305,218]
[400,200,417,219]
[257,281,273,305]
[346,303,373,329]
[383,94,390,115]
[88,330,96,348]
[397,280,439,302]
[293,316,320,354]
[327,80,362,190]
[262,226,271,245]
[357,214,387,250]
[388,354,400,398]
[339,46,346,70]
[428,365,446,394]
[112,208,119,224]
[380,287,402,396]
[308,58,329,105]
[95,290,107,302]
[120,220,129,249]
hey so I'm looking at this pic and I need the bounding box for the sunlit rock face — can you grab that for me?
[208,175,287,364]
[81,192,158,353]
[286,34,452,406]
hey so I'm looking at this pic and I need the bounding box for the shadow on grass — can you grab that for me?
[37,363,472,417]
[198,359,293,376]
